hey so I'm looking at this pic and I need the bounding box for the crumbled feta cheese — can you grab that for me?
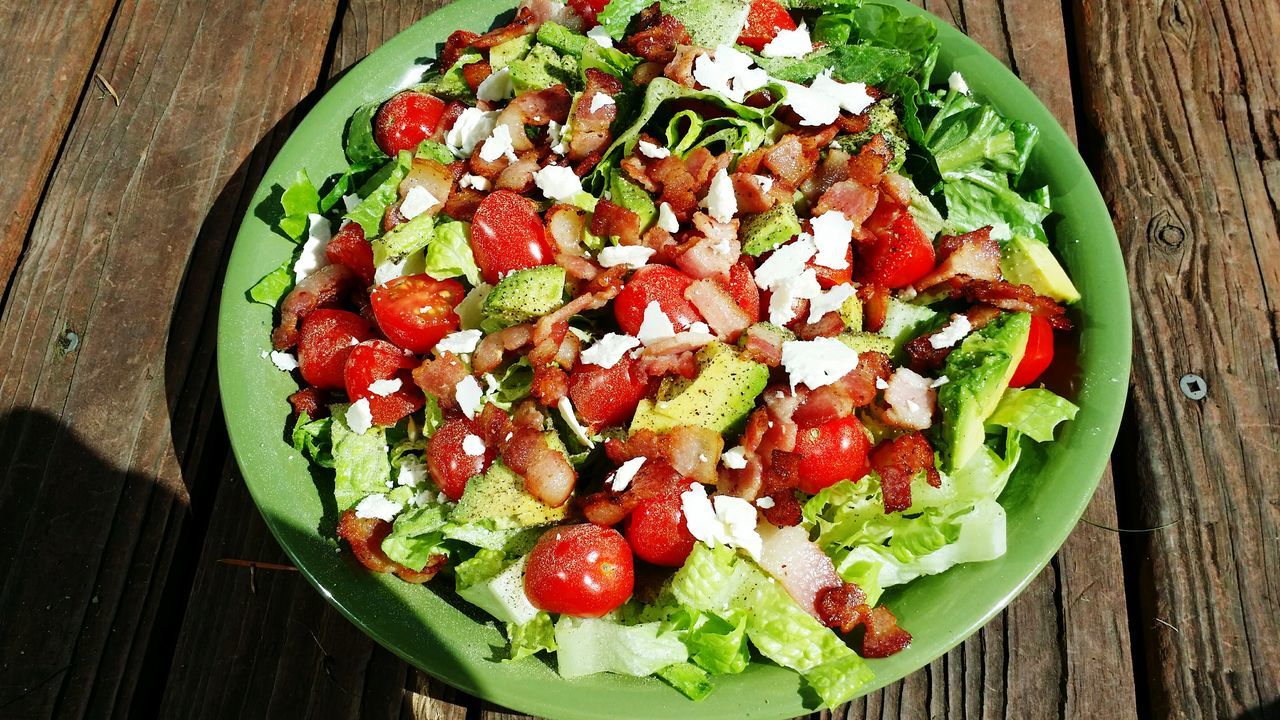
[812,71,876,115]
[598,245,656,268]
[435,329,483,355]
[755,496,776,509]
[399,185,438,220]
[702,168,738,223]
[930,315,973,349]
[580,333,642,368]
[761,22,813,58]
[931,375,950,388]
[460,173,491,191]
[368,378,402,397]
[637,301,676,345]
[533,164,583,202]
[637,140,670,159]
[754,175,774,193]
[341,193,361,213]
[269,350,298,372]
[767,269,822,325]
[949,71,970,95]
[781,337,861,390]
[875,377,890,390]
[692,45,769,103]
[455,376,484,419]
[989,222,1012,241]
[680,483,763,559]
[778,80,841,127]
[354,493,402,522]
[811,211,854,269]
[721,446,748,470]
[397,460,427,487]
[479,124,518,162]
[807,283,856,324]
[462,434,486,456]
[557,396,596,448]
[689,322,711,335]
[608,457,646,492]
[446,107,499,157]
[753,236,817,290]
[483,372,501,395]
[586,25,614,48]
[345,398,374,435]
[589,93,615,113]
[548,120,566,155]
[476,66,514,102]
[656,202,680,233]
[293,214,332,282]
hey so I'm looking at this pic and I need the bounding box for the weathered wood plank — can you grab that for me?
[1072,0,1280,717]
[0,0,118,298]
[0,0,339,716]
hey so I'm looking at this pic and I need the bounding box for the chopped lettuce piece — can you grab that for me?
[596,0,650,40]
[506,612,558,662]
[279,169,321,240]
[424,220,481,285]
[941,169,1051,239]
[554,616,689,679]
[455,548,508,591]
[329,403,392,512]
[249,261,293,306]
[656,662,714,701]
[458,555,540,625]
[660,0,751,49]
[928,105,1038,179]
[291,411,334,468]
[381,504,451,571]
[345,151,413,237]
[344,101,388,169]
[987,388,1079,442]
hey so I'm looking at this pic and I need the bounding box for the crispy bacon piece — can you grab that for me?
[675,213,740,280]
[740,323,787,367]
[730,172,776,213]
[471,7,536,49]
[462,60,493,93]
[569,69,623,160]
[337,510,447,583]
[816,180,879,233]
[870,432,941,513]
[624,8,690,64]
[858,283,890,333]
[791,351,892,428]
[473,324,534,375]
[637,350,699,378]
[904,305,1003,372]
[503,426,577,506]
[796,311,846,340]
[288,387,330,418]
[496,85,572,155]
[443,186,484,221]
[272,264,360,350]
[848,133,894,187]
[914,227,1002,291]
[764,135,812,188]
[590,199,641,245]
[496,151,542,192]
[880,368,936,430]
[519,0,582,29]
[411,351,469,408]
[441,30,479,70]
[399,157,454,216]
[579,458,685,527]
[757,523,845,616]
[605,427,724,485]
[663,44,705,88]
[860,605,912,658]
[547,204,589,255]
[816,583,869,633]
[531,364,570,405]
[686,279,751,341]
[956,279,1073,330]
[640,331,716,358]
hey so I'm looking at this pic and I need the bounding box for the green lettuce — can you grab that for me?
[554,616,689,679]
[344,101,388,169]
[457,554,541,625]
[279,170,321,240]
[987,388,1079,442]
[381,504,451,571]
[329,404,392,512]
[249,261,293,306]
[291,412,334,468]
[596,0,650,40]
[941,169,1051,239]
[424,220,481,285]
[345,151,413,237]
[454,548,509,591]
[656,662,714,701]
[660,0,751,48]
[928,105,1039,179]
[506,613,558,662]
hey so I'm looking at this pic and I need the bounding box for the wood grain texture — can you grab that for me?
[1072,0,1280,717]
[0,0,338,716]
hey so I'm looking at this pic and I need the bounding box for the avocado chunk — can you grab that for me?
[936,312,1032,472]
[740,203,802,256]
[418,53,481,100]
[837,331,894,356]
[509,43,578,93]
[610,174,656,230]
[630,342,769,435]
[483,265,567,325]
[1001,235,1081,303]
[453,460,570,529]
[490,34,534,71]
[839,293,863,331]
[536,21,589,57]
[876,298,941,354]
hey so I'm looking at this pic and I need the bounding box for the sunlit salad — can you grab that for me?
[253,0,1082,706]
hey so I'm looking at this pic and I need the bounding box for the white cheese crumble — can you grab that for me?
[580,333,642,368]
[455,375,484,419]
[807,283,856,324]
[753,236,817,290]
[435,329,483,355]
[479,123,519,162]
[354,493,402,522]
[689,321,711,335]
[761,22,812,58]
[680,483,763,559]
[702,170,738,223]
[876,377,890,390]
[533,164,583,202]
[462,433,487,456]
[598,245,656,268]
[293,214,332,282]
[811,211,854,269]
[778,80,841,127]
[721,446,748,470]
[637,301,676,345]
[557,396,596,448]
[692,45,769,103]
[930,314,973,349]
[397,460,427,487]
[989,222,1012,241]
[755,496,776,509]
[637,140,671,159]
[586,25,614,48]
[446,107,499,157]
[341,193,361,213]
[656,202,680,233]
[547,120,566,155]
[781,337,861,390]
[483,372,501,395]
[269,350,298,372]
[812,70,876,115]
[460,173,491,191]
[949,71,970,95]
[608,457,646,492]
[368,378,402,397]
[767,268,822,325]
[588,93,616,113]
[476,66,514,102]
[931,375,951,388]
[399,185,438,220]
[345,398,374,435]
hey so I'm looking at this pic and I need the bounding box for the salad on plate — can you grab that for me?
[252,0,1083,707]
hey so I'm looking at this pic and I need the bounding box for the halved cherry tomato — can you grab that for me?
[325,222,375,286]
[737,0,799,51]
[859,209,935,289]
[567,0,610,27]
[793,416,873,494]
[625,491,696,567]
[298,309,374,390]
[1010,315,1055,387]
[344,339,425,426]
[719,259,762,324]
[567,356,652,432]
[370,275,465,354]
[470,190,555,284]
[525,524,634,617]
[613,265,704,336]
[374,91,446,156]
[809,246,855,289]
[426,416,495,501]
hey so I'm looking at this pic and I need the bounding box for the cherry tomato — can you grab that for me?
[427,416,495,501]
[625,491,696,567]
[470,190,555,284]
[809,246,854,289]
[567,0,610,27]
[374,91,446,157]
[567,356,652,432]
[524,524,634,617]
[737,0,799,51]
[614,265,704,336]
[859,210,935,289]
[370,275,465,354]
[1010,315,1055,387]
[325,222,375,286]
[719,259,762,324]
[298,309,374,390]
[793,416,872,494]
[344,339,425,426]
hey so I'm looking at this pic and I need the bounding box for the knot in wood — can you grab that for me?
[1148,210,1186,251]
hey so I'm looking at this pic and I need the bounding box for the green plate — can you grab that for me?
[217,2,1131,718]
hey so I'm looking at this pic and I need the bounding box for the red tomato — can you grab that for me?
[859,210,935,289]
[737,0,799,51]
[567,0,610,27]
[524,524,634,617]
[625,491,696,567]
[370,275,465,354]
[793,416,872,494]
[325,222,375,286]
[344,339,425,426]
[567,356,652,432]
[374,91,446,156]
[470,190,555,284]
[298,309,374,390]
[614,265,704,336]
[719,259,762,324]
[426,416,495,501]
[809,246,854,289]
[1010,315,1055,387]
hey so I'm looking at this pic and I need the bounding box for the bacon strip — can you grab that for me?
[569,69,623,161]
[623,7,690,64]
[337,510,447,582]
[869,432,941,513]
[675,213,740,280]
[955,279,1073,330]
[411,351,469,409]
[605,427,724,485]
[579,458,685,527]
[272,264,359,351]
[913,227,1003,292]
[685,279,750,341]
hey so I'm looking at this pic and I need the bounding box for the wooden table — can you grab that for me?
[0,1,1275,718]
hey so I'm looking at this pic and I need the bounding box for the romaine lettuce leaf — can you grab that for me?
[454,548,508,591]
[554,616,689,679]
[656,662,714,701]
[928,105,1039,179]
[596,0,650,40]
[424,220,481,285]
[941,169,1051,239]
[291,411,334,468]
[345,151,413,237]
[279,169,321,240]
[381,504,451,571]
[249,261,293,306]
[987,388,1079,442]
[329,403,392,512]
[506,612,558,662]
[344,101,388,169]
[659,0,751,48]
